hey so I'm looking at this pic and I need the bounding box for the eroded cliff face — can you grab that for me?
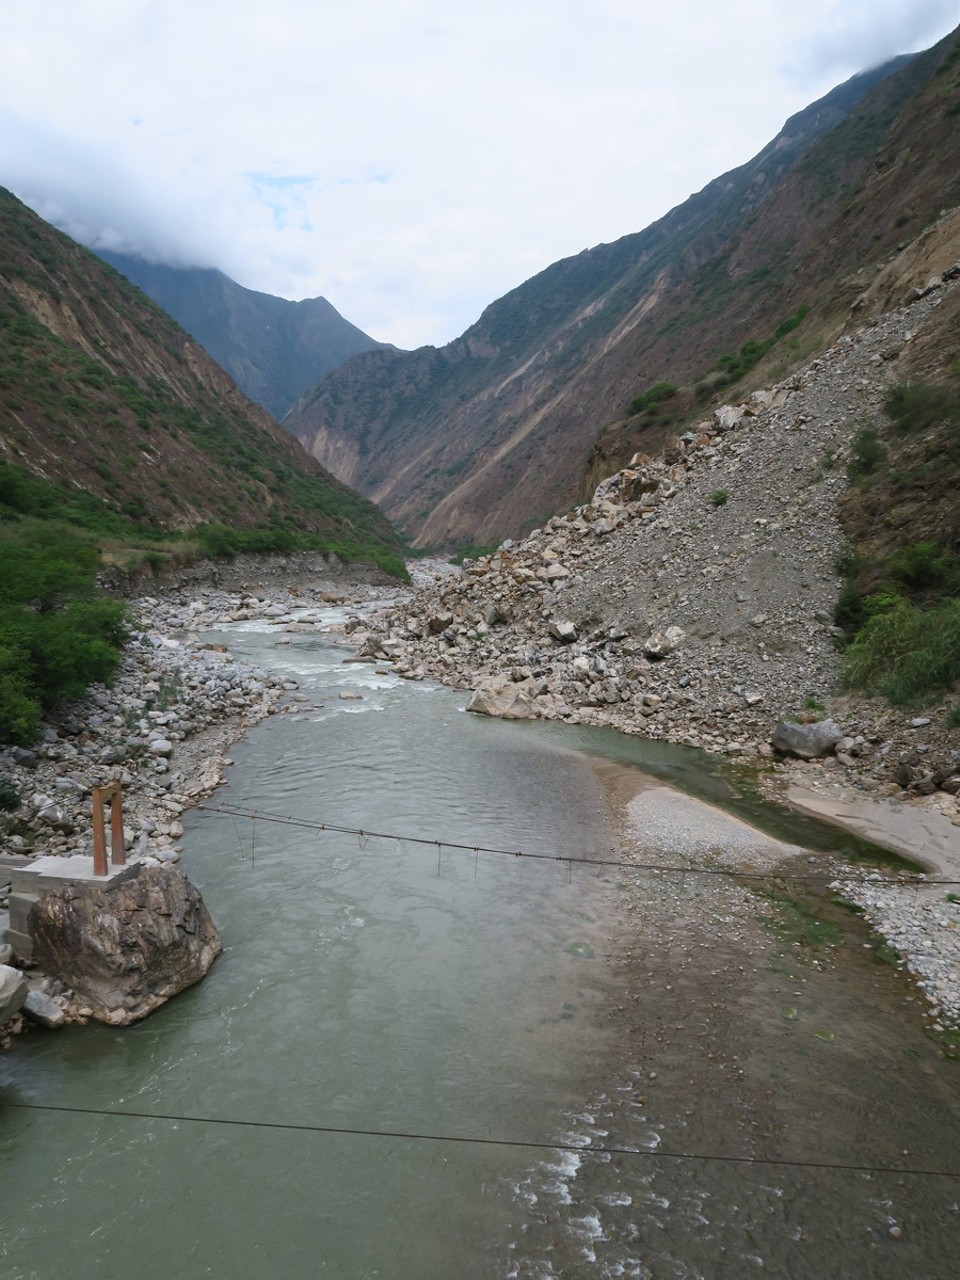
[285,30,960,550]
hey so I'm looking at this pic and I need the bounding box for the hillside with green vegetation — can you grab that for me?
[832,286,960,709]
[285,29,960,551]
[0,186,405,570]
[0,186,407,740]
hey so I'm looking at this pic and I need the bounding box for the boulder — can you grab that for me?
[30,867,222,1025]
[428,612,453,634]
[0,964,28,1025]
[548,620,578,644]
[23,989,66,1029]
[466,677,540,720]
[644,626,686,659]
[715,404,747,432]
[618,468,660,504]
[771,719,844,760]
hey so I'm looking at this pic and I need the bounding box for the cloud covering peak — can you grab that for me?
[0,1,955,347]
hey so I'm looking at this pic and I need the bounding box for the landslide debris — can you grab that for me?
[360,275,959,804]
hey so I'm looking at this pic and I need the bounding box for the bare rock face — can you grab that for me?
[30,867,222,1025]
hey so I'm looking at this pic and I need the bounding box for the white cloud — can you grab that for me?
[789,0,960,80]
[0,1,956,348]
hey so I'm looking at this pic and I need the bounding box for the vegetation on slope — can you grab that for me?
[835,367,960,708]
[0,186,407,577]
[0,521,127,743]
[0,186,409,738]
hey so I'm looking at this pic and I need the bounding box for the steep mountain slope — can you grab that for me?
[286,30,960,550]
[0,187,404,569]
[368,260,960,752]
[96,253,389,421]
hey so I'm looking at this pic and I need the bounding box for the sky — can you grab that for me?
[0,2,957,350]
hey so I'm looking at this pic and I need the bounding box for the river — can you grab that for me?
[1,610,958,1278]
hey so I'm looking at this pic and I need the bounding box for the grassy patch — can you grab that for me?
[884,381,960,434]
[840,598,960,705]
[847,426,888,481]
[925,1025,960,1059]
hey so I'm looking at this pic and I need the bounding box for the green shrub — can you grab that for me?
[0,646,41,744]
[627,381,677,417]
[0,523,128,743]
[888,542,960,595]
[847,427,887,480]
[0,775,20,812]
[708,306,811,388]
[841,598,960,705]
[709,489,729,507]
[884,381,959,434]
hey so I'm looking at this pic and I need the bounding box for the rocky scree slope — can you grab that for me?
[285,31,960,549]
[358,275,960,807]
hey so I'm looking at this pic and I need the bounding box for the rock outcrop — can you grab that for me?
[30,867,222,1025]
[466,677,540,720]
[771,719,844,760]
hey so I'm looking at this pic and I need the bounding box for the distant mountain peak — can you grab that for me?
[95,251,391,421]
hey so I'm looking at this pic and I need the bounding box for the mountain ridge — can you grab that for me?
[0,187,405,572]
[95,252,391,421]
[283,35,959,549]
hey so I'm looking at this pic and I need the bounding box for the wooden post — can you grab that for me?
[92,788,108,876]
[92,782,125,874]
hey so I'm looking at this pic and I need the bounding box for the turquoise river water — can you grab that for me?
[1,612,958,1278]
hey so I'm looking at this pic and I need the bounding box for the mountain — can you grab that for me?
[95,252,390,421]
[0,187,405,573]
[284,30,960,550]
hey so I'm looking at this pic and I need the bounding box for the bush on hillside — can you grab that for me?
[627,381,677,418]
[840,598,960,706]
[0,523,127,744]
[884,381,959,434]
[847,426,887,480]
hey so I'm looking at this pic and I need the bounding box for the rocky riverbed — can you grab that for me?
[1,539,957,1043]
